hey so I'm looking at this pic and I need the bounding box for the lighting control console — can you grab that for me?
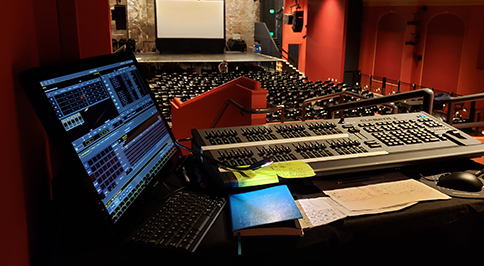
[191,112,484,188]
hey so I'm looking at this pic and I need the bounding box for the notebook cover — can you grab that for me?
[229,185,303,233]
[233,219,303,237]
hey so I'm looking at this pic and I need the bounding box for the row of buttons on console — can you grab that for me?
[311,128,343,135]
[204,129,238,139]
[208,137,243,145]
[218,145,301,166]
[206,131,308,145]
[257,144,298,162]
[372,129,445,146]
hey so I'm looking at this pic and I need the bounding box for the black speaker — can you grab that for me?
[283,14,293,25]
[112,5,127,30]
[292,11,304,32]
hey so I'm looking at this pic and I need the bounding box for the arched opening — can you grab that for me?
[421,14,465,94]
[374,13,406,80]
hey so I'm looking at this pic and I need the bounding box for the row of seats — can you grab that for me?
[147,68,394,124]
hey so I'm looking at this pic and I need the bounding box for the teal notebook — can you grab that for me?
[229,185,303,236]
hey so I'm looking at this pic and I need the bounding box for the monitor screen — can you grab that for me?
[30,53,179,224]
[155,0,224,39]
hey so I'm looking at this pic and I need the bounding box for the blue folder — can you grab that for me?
[229,185,303,233]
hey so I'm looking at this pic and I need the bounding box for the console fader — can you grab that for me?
[190,112,484,188]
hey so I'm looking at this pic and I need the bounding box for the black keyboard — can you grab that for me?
[191,112,484,188]
[130,190,226,252]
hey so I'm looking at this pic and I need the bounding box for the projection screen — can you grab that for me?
[155,0,224,39]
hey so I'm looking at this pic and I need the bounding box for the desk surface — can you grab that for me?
[50,159,484,266]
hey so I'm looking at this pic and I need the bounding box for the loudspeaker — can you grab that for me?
[283,14,293,25]
[112,5,127,30]
[292,11,304,32]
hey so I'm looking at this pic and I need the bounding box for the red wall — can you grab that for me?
[58,0,113,62]
[1,2,40,265]
[306,0,348,82]
[359,4,484,97]
[457,5,484,96]
[373,13,406,80]
[283,0,348,82]
[421,14,465,94]
[359,6,417,88]
[77,1,113,58]
[1,1,112,265]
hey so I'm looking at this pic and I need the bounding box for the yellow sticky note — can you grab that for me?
[232,167,279,188]
[270,161,316,179]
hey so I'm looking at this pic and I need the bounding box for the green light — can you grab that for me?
[270,32,274,36]
[269,9,275,14]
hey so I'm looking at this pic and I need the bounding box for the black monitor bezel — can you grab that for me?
[19,52,183,235]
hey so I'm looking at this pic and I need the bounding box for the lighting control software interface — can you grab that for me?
[40,59,177,223]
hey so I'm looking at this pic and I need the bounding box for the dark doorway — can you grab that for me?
[288,44,299,69]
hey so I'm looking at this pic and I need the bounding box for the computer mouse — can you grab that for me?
[437,172,483,192]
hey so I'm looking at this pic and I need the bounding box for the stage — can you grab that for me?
[134,51,282,64]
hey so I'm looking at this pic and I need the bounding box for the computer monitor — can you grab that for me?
[20,52,182,231]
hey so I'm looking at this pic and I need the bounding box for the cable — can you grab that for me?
[174,138,273,171]
[290,0,301,10]
[420,172,450,182]
[474,167,484,177]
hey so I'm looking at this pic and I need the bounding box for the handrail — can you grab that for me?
[359,73,436,95]
[453,121,484,130]
[325,88,434,119]
[300,91,397,121]
[445,92,484,126]
[212,99,285,128]
[113,44,126,53]
[279,46,298,68]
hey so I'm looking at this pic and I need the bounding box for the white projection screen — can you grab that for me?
[155,0,224,39]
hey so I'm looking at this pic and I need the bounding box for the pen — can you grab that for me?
[182,166,190,183]
[175,155,190,172]
[237,232,242,256]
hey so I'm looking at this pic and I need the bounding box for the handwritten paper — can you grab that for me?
[296,179,449,228]
[232,167,279,187]
[230,160,316,187]
[270,161,316,179]
[297,197,347,227]
[297,197,418,228]
[323,179,450,211]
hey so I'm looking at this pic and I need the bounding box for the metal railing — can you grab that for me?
[300,91,397,121]
[279,47,298,70]
[324,88,435,119]
[345,71,453,97]
[359,73,434,95]
[212,99,285,128]
[444,93,484,129]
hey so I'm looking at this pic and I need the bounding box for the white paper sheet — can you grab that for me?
[296,179,450,228]
[297,197,347,227]
[323,179,450,211]
[297,197,417,228]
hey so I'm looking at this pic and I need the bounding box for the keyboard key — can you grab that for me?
[130,190,226,252]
